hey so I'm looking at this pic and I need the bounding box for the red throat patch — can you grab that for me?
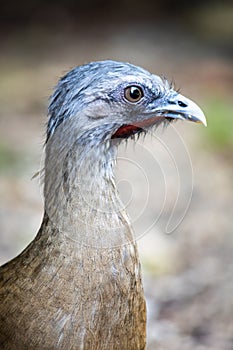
[111,115,165,139]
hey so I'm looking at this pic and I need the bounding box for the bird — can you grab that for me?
[0,60,206,350]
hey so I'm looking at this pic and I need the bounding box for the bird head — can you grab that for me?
[44,61,206,242]
[47,60,206,144]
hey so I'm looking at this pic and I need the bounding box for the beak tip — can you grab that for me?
[197,113,207,127]
[195,116,207,127]
[185,103,207,127]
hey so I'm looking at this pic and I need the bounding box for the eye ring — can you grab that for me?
[124,86,144,103]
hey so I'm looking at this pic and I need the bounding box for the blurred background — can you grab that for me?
[0,0,232,349]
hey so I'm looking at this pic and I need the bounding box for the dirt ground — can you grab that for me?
[0,23,232,349]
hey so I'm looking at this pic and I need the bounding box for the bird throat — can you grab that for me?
[44,130,133,248]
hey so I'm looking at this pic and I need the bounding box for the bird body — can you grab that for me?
[0,61,206,349]
[0,215,146,349]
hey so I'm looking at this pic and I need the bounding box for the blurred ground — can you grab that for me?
[0,3,233,349]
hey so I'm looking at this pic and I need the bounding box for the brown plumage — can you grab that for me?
[0,61,206,349]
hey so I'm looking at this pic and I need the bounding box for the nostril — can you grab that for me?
[178,100,188,108]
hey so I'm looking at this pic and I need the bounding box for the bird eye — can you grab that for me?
[124,86,144,103]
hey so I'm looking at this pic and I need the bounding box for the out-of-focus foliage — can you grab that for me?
[203,99,233,152]
[0,144,20,174]
[0,144,29,175]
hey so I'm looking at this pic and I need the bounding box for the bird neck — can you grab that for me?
[44,127,133,248]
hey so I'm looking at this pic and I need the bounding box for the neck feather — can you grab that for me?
[44,122,133,248]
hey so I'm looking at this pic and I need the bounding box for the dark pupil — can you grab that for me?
[130,87,140,99]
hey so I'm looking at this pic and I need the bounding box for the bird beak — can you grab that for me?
[153,92,207,127]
